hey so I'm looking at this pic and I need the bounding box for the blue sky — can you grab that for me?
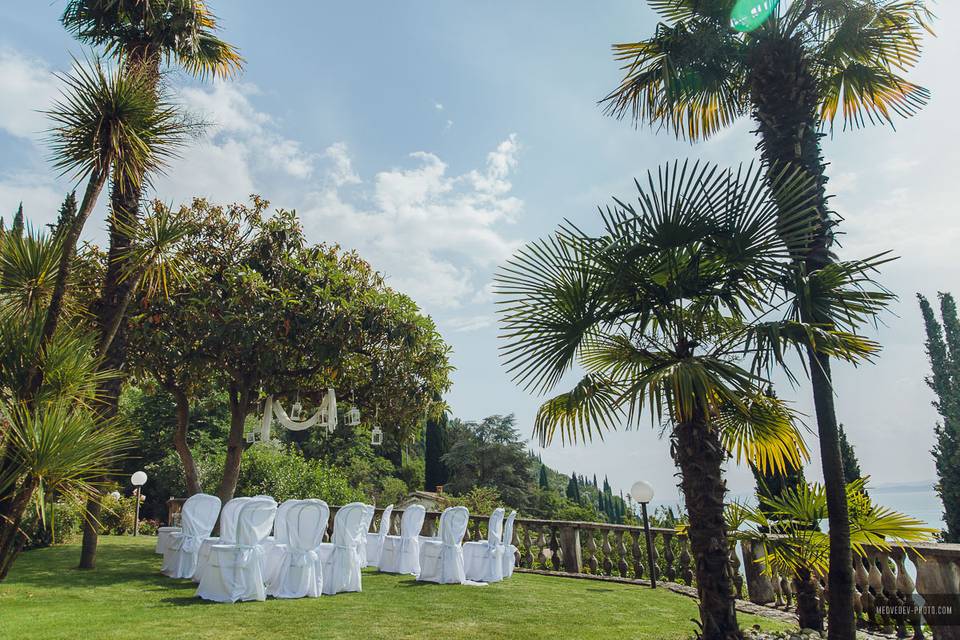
[2,1,958,510]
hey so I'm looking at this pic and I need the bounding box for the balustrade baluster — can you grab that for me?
[678,536,693,585]
[662,533,676,582]
[521,524,534,569]
[601,530,614,576]
[586,529,599,574]
[536,526,550,569]
[893,549,923,640]
[631,530,643,580]
[615,531,628,577]
[729,543,744,599]
[550,526,563,572]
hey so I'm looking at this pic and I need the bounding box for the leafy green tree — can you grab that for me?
[495,161,889,639]
[424,409,450,492]
[603,5,931,635]
[441,415,535,508]
[918,292,960,542]
[565,472,581,503]
[538,464,549,491]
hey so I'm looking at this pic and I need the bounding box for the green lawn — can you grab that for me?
[0,537,790,640]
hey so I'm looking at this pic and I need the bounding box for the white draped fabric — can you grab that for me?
[315,502,367,595]
[265,501,328,598]
[260,389,337,441]
[161,493,221,579]
[196,498,277,602]
[364,504,393,568]
[356,504,376,567]
[377,504,425,575]
[417,506,469,584]
[463,507,505,583]
[501,510,518,578]
[155,526,180,555]
[193,497,251,583]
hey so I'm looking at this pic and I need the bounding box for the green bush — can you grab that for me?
[441,486,501,515]
[399,458,425,492]
[231,442,363,504]
[20,496,86,549]
[378,477,409,506]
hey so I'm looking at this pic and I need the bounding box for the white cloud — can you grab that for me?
[300,135,524,309]
[444,314,495,332]
[434,102,444,111]
[0,48,60,141]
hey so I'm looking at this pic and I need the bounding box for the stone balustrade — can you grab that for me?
[167,499,960,638]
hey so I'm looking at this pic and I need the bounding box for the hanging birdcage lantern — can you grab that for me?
[346,406,361,427]
[245,430,256,444]
[290,397,303,421]
[371,424,383,446]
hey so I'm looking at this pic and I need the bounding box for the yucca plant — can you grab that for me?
[496,160,889,639]
[738,479,935,632]
[602,4,931,634]
[0,230,130,581]
[61,0,241,569]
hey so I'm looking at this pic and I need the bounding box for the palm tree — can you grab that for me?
[0,228,131,580]
[601,3,932,635]
[495,161,885,639]
[735,479,934,632]
[61,0,242,569]
[22,57,190,400]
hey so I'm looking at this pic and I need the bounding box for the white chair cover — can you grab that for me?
[364,504,393,568]
[161,493,221,579]
[356,504,376,567]
[315,502,367,595]
[377,505,425,575]
[193,496,251,583]
[260,499,301,558]
[501,510,518,578]
[156,526,180,555]
[417,506,469,584]
[196,498,277,602]
[266,501,328,598]
[463,507,505,583]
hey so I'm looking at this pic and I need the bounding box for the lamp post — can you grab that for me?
[630,480,656,588]
[131,471,147,537]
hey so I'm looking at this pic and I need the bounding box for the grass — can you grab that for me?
[0,536,792,640]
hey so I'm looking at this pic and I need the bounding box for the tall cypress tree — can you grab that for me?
[837,424,863,484]
[566,473,579,502]
[918,292,960,542]
[424,411,449,492]
[11,203,24,237]
[49,192,78,240]
[538,464,549,491]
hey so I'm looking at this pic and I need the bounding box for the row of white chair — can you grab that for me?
[157,494,518,602]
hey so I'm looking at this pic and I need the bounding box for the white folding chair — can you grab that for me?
[501,510,518,578]
[463,507,505,583]
[161,493,221,579]
[417,506,469,584]
[266,501,328,598]
[193,496,251,583]
[196,498,277,602]
[315,502,367,595]
[365,504,394,568]
[378,504,425,575]
[356,504,376,568]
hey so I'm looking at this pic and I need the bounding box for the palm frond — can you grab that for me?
[533,374,625,446]
[715,393,809,474]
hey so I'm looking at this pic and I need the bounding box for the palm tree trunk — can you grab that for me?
[78,171,142,571]
[748,33,856,640]
[673,417,743,640]
[216,383,251,505]
[172,387,201,495]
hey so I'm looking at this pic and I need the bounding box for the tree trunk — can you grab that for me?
[794,566,826,632]
[672,417,743,640]
[217,383,251,505]
[78,160,143,571]
[172,388,201,496]
[749,33,856,640]
[0,477,39,581]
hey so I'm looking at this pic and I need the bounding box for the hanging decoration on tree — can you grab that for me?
[371,409,383,446]
[255,388,339,443]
